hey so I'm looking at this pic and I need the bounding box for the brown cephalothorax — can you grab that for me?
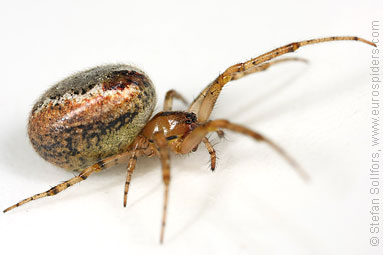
[4,36,376,243]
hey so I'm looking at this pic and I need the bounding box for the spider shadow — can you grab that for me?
[245,67,363,125]
[220,62,310,123]
[0,124,53,180]
[88,155,164,202]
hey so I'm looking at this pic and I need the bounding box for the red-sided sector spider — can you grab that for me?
[4,36,376,243]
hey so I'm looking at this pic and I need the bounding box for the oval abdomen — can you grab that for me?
[28,64,156,171]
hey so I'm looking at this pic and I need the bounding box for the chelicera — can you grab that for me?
[4,36,376,243]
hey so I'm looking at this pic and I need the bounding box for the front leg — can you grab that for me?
[189,36,375,122]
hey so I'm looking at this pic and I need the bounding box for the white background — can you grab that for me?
[0,1,382,254]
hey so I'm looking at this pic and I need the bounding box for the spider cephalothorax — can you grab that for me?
[4,36,376,243]
[142,111,199,147]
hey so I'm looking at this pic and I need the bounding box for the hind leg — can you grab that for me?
[3,151,134,213]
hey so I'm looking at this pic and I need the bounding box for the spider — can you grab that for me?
[4,36,376,243]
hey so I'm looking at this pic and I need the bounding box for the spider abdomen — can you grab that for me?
[28,64,157,171]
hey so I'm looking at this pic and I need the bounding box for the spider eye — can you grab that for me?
[185,119,192,124]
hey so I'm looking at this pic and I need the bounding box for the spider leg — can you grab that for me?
[4,163,100,213]
[164,89,188,111]
[123,149,138,207]
[202,137,217,171]
[153,132,171,244]
[188,58,306,121]
[179,119,309,181]
[189,36,376,122]
[231,57,307,81]
[3,149,139,213]
[122,137,150,207]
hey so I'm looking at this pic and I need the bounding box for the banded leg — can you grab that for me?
[154,132,171,244]
[123,149,138,207]
[202,137,217,171]
[189,36,376,122]
[2,150,141,213]
[188,58,306,120]
[179,119,309,181]
[231,57,307,81]
[164,89,188,111]
[3,163,105,213]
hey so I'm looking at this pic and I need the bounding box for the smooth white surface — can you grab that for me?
[0,1,382,254]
